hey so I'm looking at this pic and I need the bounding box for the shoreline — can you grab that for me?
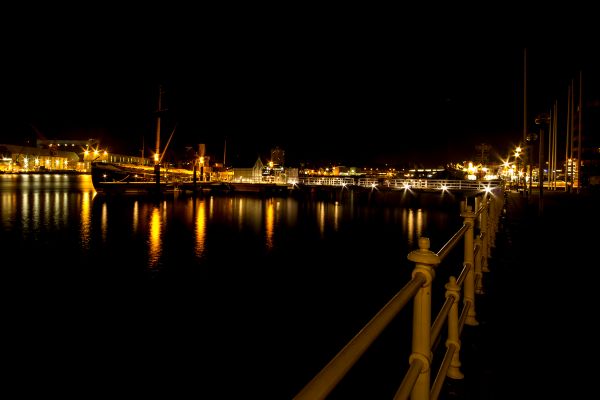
[0,170,90,175]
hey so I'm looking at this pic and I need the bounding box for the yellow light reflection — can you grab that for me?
[21,193,29,234]
[318,202,325,237]
[333,202,339,232]
[132,201,139,233]
[416,209,423,239]
[80,191,91,250]
[407,209,414,246]
[148,206,162,268]
[53,192,60,228]
[101,202,108,243]
[405,208,426,247]
[32,193,40,232]
[195,200,206,257]
[265,200,274,250]
[44,192,50,228]
[238,198,244,230]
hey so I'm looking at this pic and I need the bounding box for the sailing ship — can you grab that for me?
[91,87,194,194]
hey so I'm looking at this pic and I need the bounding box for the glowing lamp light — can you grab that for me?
[154,154,159,162]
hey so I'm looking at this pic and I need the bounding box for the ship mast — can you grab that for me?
[153,85,166,191]
[155,85,165,165]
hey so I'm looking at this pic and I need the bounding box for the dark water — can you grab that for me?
[1,174,464,398]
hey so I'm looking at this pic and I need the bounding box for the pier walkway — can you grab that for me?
[450,189,600,399]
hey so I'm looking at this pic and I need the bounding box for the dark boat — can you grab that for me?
[90,162,193,194]
[90,86,194,194]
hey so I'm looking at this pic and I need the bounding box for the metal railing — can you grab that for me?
[294,188,503,400]
[293,177,502,191]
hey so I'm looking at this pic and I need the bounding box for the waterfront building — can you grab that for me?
[0,144,81,172]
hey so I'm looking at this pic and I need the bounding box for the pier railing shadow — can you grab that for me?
[293,188,503,400]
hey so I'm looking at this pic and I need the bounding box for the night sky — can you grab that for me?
[3,10,599,167]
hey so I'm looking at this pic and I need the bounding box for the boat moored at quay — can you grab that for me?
[90,161,193,194]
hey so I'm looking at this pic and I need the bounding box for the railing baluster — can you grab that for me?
[407,237,440,399]
[294,188,503,399]
[461,206,478,326]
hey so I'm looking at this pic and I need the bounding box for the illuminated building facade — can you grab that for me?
[0,144,81,172]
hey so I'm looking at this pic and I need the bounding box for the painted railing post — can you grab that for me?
[485,197,493,257]
[445,276,464,379]
[489,196,497,247]
[492,193,501,242]
[480,199,490,273]
[407,237,440,400]
[461,205,478,326]
[487,196,494,247]
[474,236,484,294]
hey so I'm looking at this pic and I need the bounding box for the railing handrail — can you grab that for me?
[436,224,469,261]
[291,177,504,191]
[295,188,503,400]
[294,274,427,400]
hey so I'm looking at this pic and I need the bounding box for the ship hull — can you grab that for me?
[91,162,191,194]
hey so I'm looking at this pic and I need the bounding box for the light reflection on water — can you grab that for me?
[195,199,206,257]
[265,199,275,250]
[21,193,29,234]
[148,205,163,269]
[80,191,92,250]
[0,174,462,272]
[132,200,139,234]
[100,201,108,244]
[318,202,325,237]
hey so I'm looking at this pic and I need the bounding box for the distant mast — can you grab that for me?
[523,48,527,143]
[155,86,165,165]
[223,138,227,167]
[154,86,165,190]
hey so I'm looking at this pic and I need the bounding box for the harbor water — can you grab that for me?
[1,174,464,398]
